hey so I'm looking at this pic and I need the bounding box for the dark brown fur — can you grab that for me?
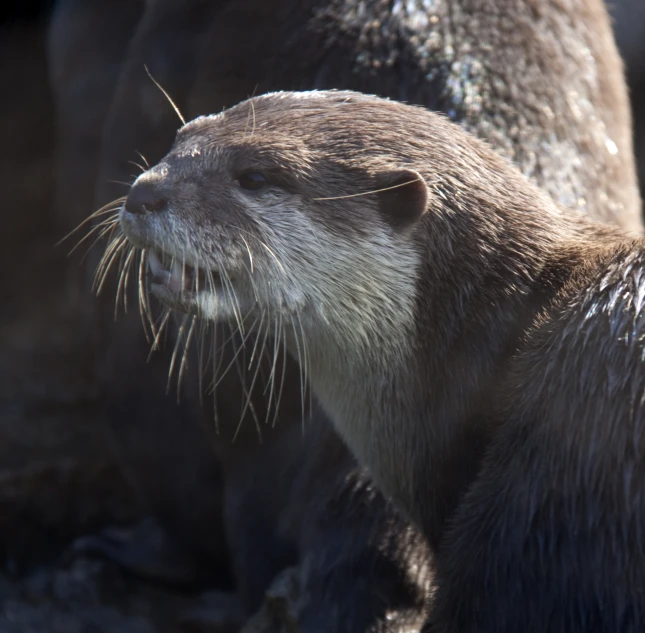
[122,90,645,632]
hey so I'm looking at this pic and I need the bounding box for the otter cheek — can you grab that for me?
[376,169,428,232]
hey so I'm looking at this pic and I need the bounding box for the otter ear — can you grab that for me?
[376,169,428,231]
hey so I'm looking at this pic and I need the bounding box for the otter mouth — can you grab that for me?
[147,249,217,302]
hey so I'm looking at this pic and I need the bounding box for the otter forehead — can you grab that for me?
[171,91,451,169]
[165,91,523,202]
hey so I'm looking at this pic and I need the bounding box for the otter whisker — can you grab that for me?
[243,85,259,137]
[79,221,122,264]
[147,308,172,361]
[204,267,228,382]
[144,64,185,126]
[112,239,132,308]
[248,310,269,390]
[295,309,312,422]
[220,267,246,337]
[194,252,201,295]
[252,302,272,426]
[195,317,210,408]
[180,234,188,294]
[94,232,122,282]
[192,255,208,405]
[56,196,126,247]
[115,246,135,318]
[312,178,424,201]
[209,315,260,393]
[124,244,138,314]
[263,313,280,399]
[176,315,197,402]
[290,319,307,434]
[95,236,128,295]
[238,309,269,429]
[210,322,220,433]
[259,240,287,276]
[66,214,120,257]
[128,160,147,174]
[231,224,288,278]
[270,316,289,430]
[135,150,150,169]
[137,250,157,343]
[231,331,262,444]
[167,313,190,395]
[107,179,135,188]
[137,251,148,338]
[209,317,251,371]
[240,259,261,304]
[242,228,287,277]
[240,235,255,274]
[94,228,125,277]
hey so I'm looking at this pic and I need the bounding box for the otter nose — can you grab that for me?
[125,180,168,215]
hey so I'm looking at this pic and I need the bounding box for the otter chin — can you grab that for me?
[117,90,645,631]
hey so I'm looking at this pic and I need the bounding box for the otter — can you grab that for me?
[50,0,641,628]
[116,90,645,631]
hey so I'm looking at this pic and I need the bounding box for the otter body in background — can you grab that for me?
[46,0,642,630]
[121,90,645,633]
[611,0,645,202]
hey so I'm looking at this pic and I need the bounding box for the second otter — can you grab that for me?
[118,91,645,631]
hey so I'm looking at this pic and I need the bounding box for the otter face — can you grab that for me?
[118,91,428,349]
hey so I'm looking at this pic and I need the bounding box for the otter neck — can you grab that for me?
[289,202,581,550]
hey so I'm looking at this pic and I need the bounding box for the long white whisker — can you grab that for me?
[167,314,190,395]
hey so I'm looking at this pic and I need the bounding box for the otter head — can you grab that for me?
[119,91,431,356]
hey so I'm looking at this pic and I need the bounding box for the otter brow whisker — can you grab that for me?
[135,151,150,168]
[128,160,147,174]
[144,64,185,126]
[243,84,259,137]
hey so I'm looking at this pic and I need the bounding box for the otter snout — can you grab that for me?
[120,171,176,252]
[125,178,169,215]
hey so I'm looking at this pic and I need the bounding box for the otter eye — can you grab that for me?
[238,171,267,191]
